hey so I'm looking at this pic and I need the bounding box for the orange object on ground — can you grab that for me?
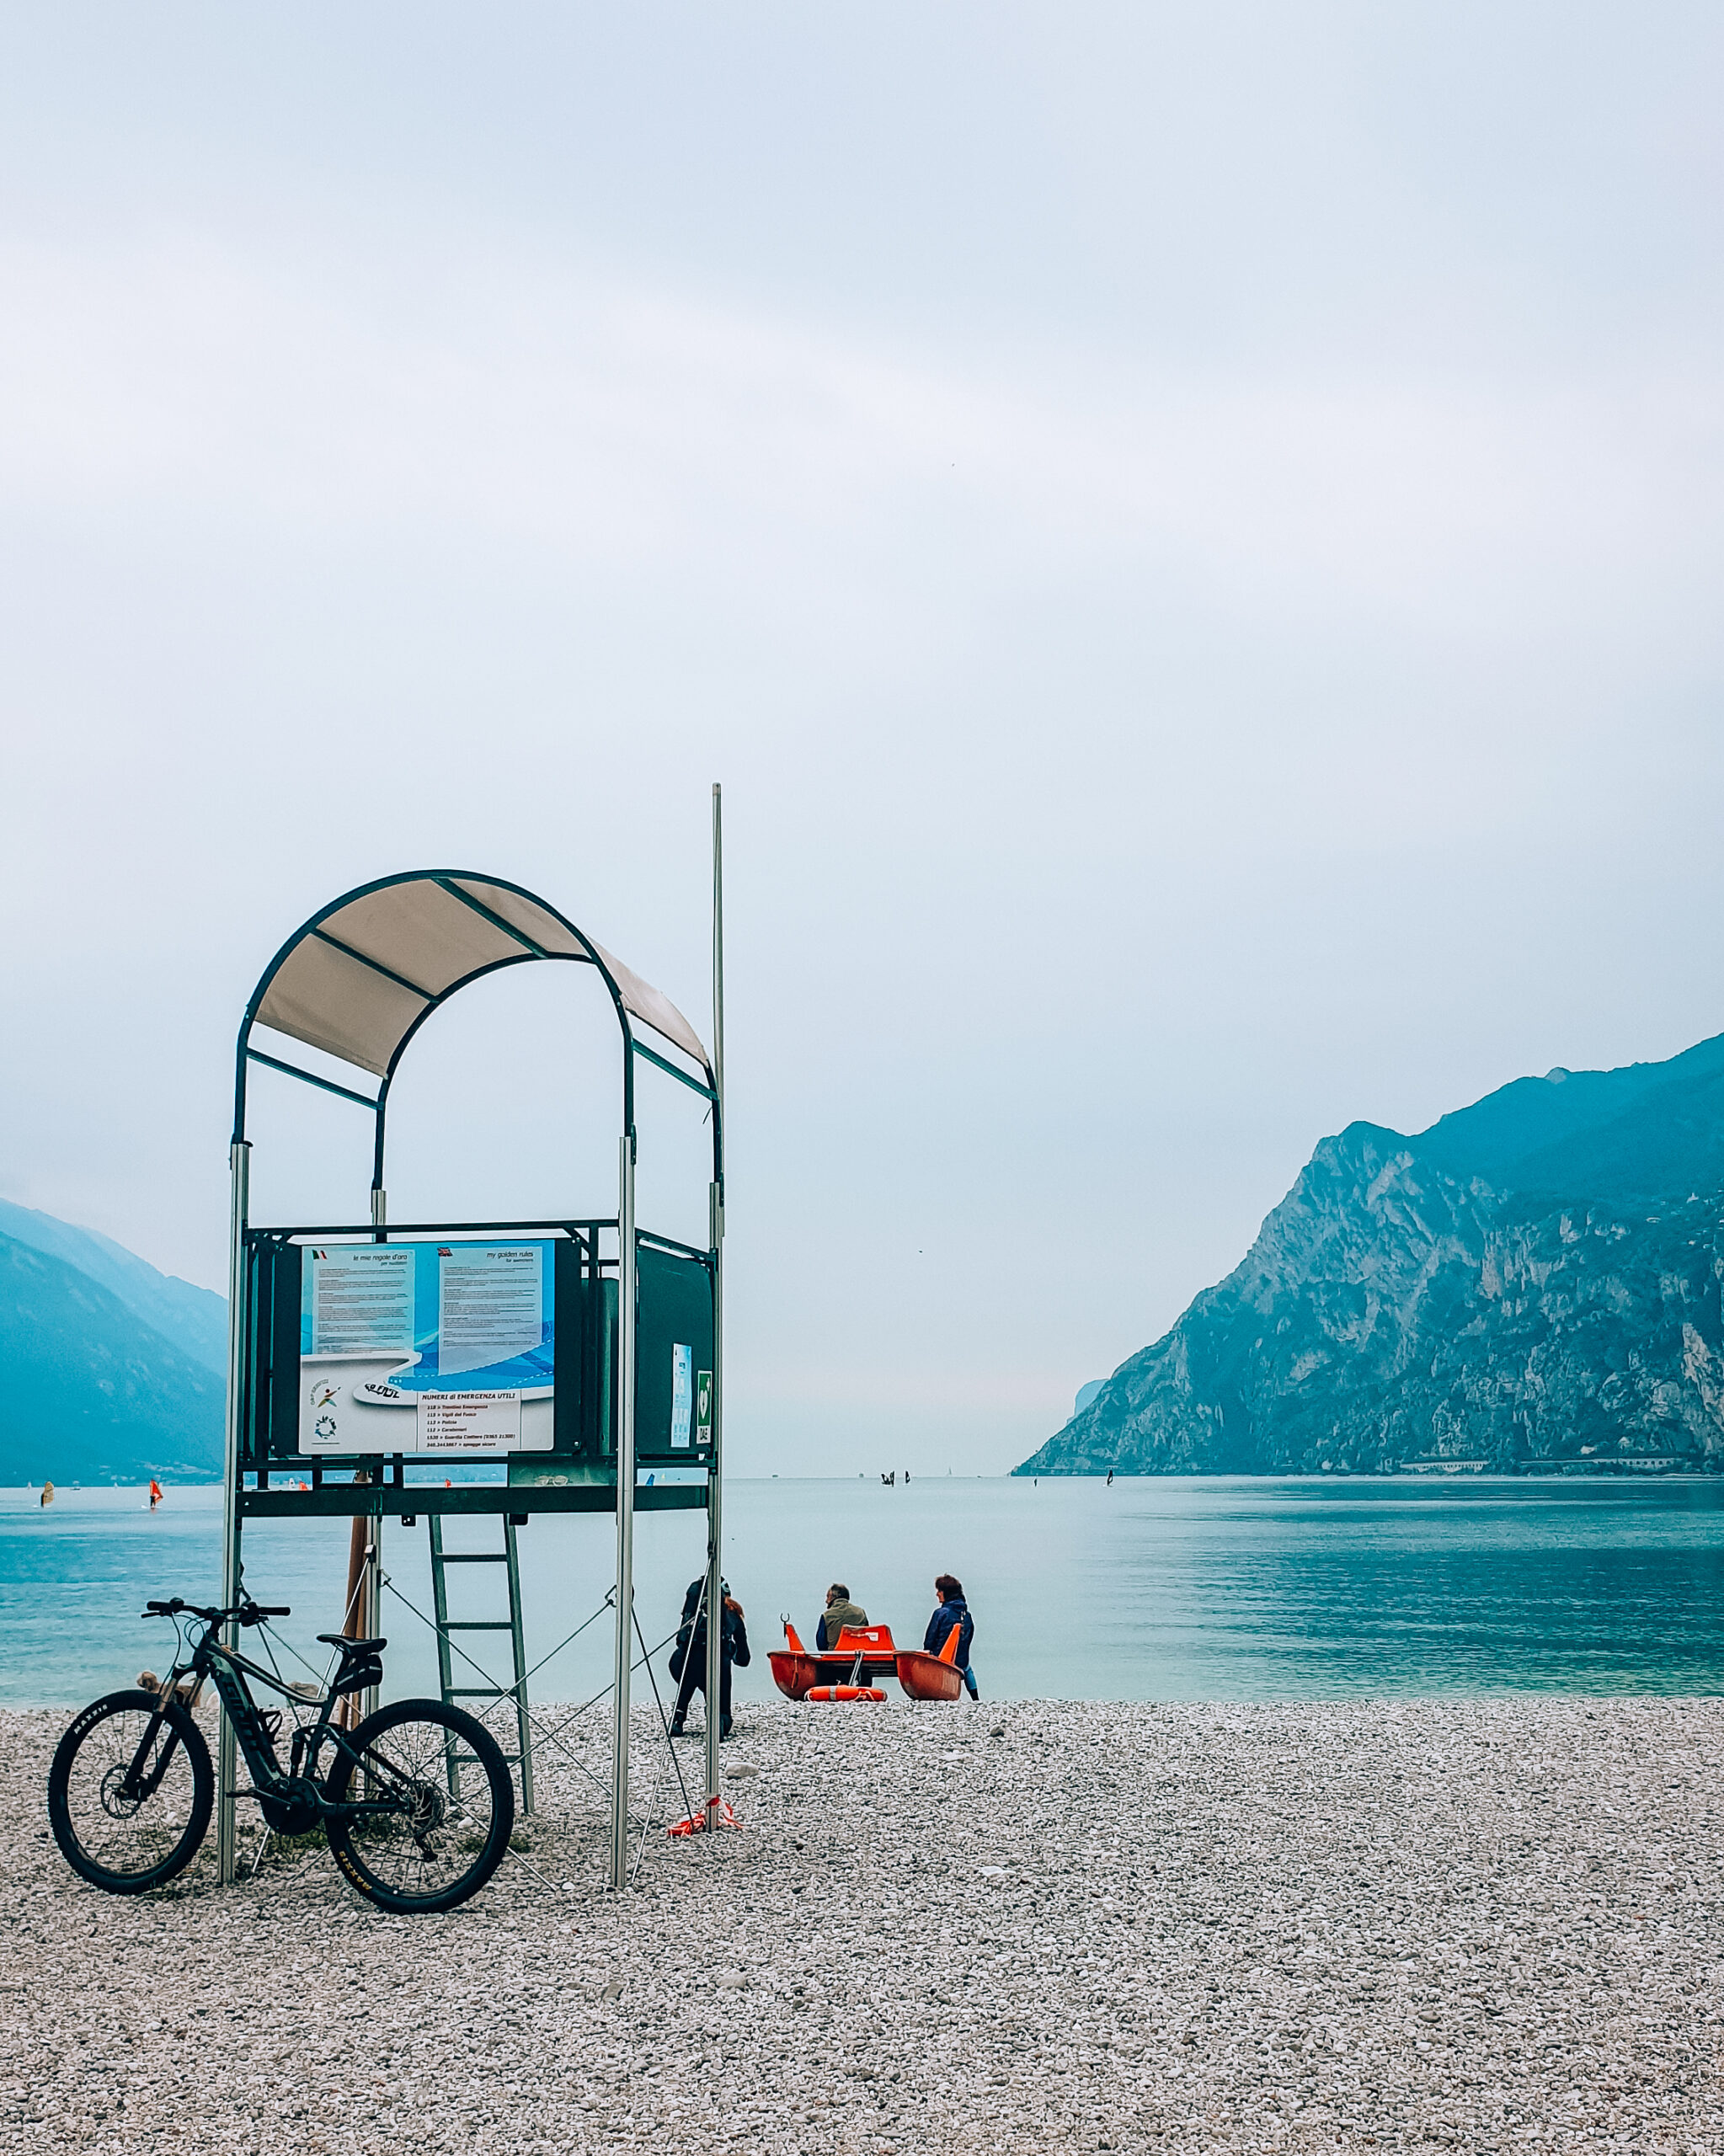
[806,1684,887,1703]
[668,1793,743,1836]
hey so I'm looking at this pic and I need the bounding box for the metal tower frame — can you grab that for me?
[216,825,727,1889]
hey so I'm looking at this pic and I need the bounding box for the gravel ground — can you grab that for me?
[1,1694,1720,2154]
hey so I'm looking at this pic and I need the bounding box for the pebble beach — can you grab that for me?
[2,1694,1719,2154]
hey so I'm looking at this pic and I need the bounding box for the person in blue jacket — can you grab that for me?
[925,1572,979,1700]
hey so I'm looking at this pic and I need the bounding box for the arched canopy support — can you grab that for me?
[232,870,718,1193]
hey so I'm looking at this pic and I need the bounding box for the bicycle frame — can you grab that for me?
[134,1616,399,1824]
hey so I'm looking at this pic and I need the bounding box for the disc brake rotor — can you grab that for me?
[99,1764,143,1821]
[401,1777,448,1838]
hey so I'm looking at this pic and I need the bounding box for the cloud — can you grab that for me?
[3,221,1719,660]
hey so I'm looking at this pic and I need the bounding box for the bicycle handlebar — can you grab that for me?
[143,1598,291,1626]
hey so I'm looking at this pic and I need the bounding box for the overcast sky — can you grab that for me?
[3,4,1723,1473]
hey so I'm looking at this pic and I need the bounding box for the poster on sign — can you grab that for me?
[439,1246,542,1375]
[670,1343,692,1448]
[418,1391,522,1454]
[297,1239,555,1454]
[309,1246,414,1358]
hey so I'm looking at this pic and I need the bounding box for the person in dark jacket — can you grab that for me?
[924,1572,979,1700]
[669,1576,750,1738]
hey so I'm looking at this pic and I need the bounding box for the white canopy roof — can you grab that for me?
[248,873,711,1082]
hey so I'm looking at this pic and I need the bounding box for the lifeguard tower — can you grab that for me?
[216,797,728,1887]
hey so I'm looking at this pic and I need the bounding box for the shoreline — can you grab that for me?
[3,1695,1719,2153]
[6,1469,1724,1488]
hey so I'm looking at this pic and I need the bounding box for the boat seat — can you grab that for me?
[833,1625,895,1653]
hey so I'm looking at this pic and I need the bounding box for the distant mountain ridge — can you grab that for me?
[0,1206,227,1483]
[1408,1031,1724,1204]
[1018,1033,1724,1477]
[0,1200,227,1373]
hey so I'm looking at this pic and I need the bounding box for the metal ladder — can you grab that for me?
[427,1515,534,1814]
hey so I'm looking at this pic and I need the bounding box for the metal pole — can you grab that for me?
[216,1139,250,1886]
[363,1183,386,1726]
[705,782,726,1812]
[610,1128,638,1887]
[361,1512,382,1724]
[503,1516,534,1815]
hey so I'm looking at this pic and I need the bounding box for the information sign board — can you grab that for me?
[297,1240,554,1456]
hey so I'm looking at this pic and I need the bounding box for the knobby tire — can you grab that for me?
[47,1689,214,1894]
[323,1698,514,1914]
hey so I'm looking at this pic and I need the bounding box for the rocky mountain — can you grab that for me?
[0,1224,227,1484]
[1018,1033,1724,1476]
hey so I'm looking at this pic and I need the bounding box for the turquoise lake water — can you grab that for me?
[3,1476,1722,1710]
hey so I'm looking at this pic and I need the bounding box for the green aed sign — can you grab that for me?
[696,1369,713,1448]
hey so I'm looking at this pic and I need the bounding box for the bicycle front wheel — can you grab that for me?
[47,1689,213,1893]
[323,1699,514,1913]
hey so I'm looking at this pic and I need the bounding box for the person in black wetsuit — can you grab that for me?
[669,1576,750,1739]
[924,1572,979,1700]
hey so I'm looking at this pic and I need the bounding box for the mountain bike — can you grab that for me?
[47,1596,515,1913]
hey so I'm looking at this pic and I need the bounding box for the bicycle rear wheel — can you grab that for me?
[47,1689,213,1893]
[323,1698,514,1913]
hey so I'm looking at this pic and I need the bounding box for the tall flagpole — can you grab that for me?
[610,1126,638,1888]
[705,782,726,1816]
[216,1139,250,1885]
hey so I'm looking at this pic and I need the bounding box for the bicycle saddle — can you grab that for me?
[318,1634,387,1655]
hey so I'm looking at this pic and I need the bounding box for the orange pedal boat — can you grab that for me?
[770,1620,966,1704]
